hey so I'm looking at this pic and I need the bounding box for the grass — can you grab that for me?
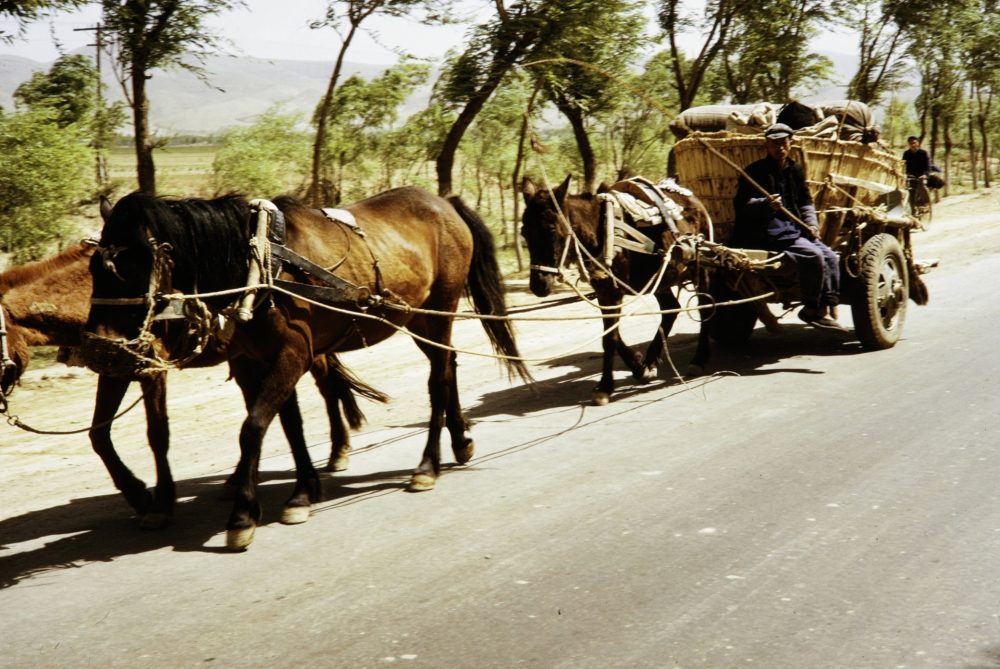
[107,144,218,197]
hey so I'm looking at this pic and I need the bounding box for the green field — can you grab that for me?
[108,144,218,197]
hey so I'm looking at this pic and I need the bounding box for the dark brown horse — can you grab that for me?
[0,241,385,529]
[521,174,714,404]
[82,188,529,549]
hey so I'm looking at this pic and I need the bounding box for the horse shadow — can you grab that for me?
[465,321,866,420]
[0,466,411,589]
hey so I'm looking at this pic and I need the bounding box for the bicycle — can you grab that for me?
[907,175,932,229]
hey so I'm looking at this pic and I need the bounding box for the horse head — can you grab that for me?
[0,302,28,403]
[83,192,251,377]
[520,174,577,298]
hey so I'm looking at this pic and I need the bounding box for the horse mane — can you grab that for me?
[109,192,253,294]
[0,243,95,294]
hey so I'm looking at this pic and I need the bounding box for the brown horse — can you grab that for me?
[0,242,385,529]
[521,174,714,404]
[82,188,529,549]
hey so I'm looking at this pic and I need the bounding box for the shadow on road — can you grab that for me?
[466,322,865,421]
[0,466,411,589]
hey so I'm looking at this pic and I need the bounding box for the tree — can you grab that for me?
[657,0,754,111]
[100,0,243,194]
[14,54,96,128]
[711,0,845,103]
[528,0,648,193]
[211,107,311,196]
[305,0,451,206]
[13,54,125,190]
[0,0,86,41]
[435,0,599,197]
[603,50,679,180]
[845,0,909,106]
[317,61,430,202]
[0,109,91,261]
[960,0,1000,186]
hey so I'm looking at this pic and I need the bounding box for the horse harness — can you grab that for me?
[88,199,387,374]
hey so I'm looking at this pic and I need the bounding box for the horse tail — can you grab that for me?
[447,196,533,383]
[325,353,389,429]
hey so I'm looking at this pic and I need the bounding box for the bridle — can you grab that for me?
[0,304,18,409]
[85,235,214,374]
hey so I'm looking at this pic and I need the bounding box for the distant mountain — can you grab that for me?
[1,49,901,135]
[0,53,430,135]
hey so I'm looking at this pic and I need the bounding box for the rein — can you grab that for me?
[86,199,382,377]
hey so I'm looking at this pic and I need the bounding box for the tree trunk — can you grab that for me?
[976,87,992,188]
[437,17,550,196]
[132,68,155,195]
[561,104,596,194]
[967,86,978,191]
[308,25,357,207]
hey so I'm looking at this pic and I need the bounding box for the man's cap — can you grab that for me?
[764,123,794,140]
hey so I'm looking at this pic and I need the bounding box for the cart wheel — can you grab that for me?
[709,281,758,346]
[851,233,908,350]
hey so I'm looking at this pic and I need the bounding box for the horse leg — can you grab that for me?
[308,355,350,472]
[89,375,153,518]
[406,319,462,492]
[640,290,681,379]
[275,387,322,525]
[443,349,474,464]
[226,355,315,550]
[137,374,175,529]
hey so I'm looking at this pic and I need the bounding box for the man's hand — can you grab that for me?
[767,193,782,211]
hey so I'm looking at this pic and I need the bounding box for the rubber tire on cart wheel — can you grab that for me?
[850,233,908,350]
[709,281,758,347]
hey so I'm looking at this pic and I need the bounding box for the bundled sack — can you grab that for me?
[926,169,945,189]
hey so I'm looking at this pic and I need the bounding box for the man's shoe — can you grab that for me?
[807,315,848,332]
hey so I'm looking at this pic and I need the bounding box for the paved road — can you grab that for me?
[1,193,999,668]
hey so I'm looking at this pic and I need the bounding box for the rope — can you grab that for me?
[3,391,144,435]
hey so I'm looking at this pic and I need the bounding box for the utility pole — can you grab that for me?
[73,23,109,189]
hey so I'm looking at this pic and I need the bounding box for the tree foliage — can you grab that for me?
[211,107,311,197]
[0,109,91,261]
[101,0,243,193]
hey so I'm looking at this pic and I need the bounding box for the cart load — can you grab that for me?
[667,101,929,352]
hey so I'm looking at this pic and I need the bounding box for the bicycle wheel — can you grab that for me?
[909,181,932,229]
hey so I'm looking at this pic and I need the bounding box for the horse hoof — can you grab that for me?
[327,453,350,472]
[281,505,311,525]
[225,525,256,551]
[138,512,170,530]
[685,363,705,378]
[407,472,437,492]
[636,366,656,383]
[592,392,610,406]
[453,439,475,465]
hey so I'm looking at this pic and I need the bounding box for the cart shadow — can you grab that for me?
[0,466,411,589]
[466,322,865,420]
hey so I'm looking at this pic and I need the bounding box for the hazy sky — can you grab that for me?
[0,0,491,64]
[0,1,854,65]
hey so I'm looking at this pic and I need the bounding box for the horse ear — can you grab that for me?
[554,174,572,204]
[521,176,537,204]
[597,181,611,194]
[99,195,113,223]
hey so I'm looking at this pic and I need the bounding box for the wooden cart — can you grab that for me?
[671,131,929,349]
